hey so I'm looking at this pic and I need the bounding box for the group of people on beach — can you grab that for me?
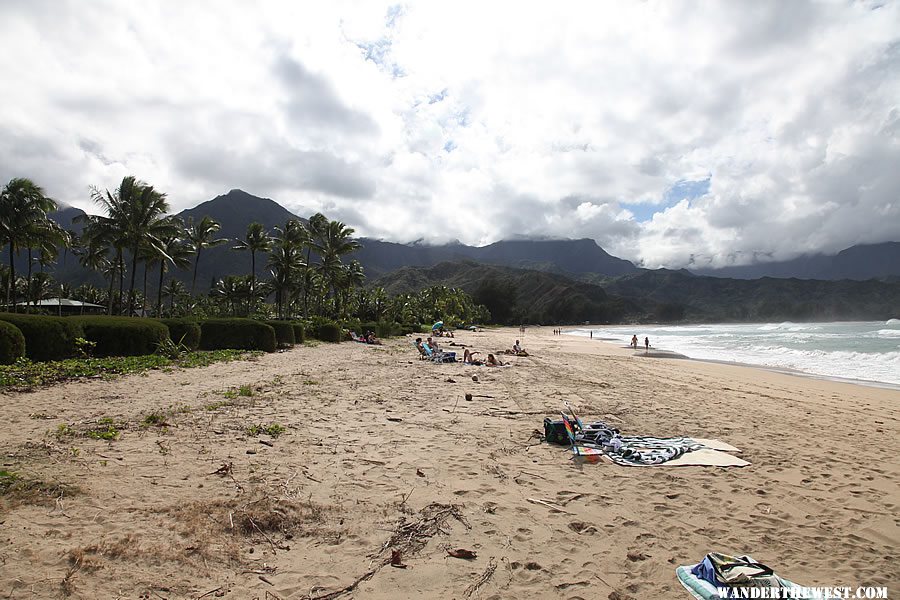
[630,334,650,351]
[552,328,562,335]
[414,332,518,367]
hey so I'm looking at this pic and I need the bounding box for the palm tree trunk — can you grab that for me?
[191,249,202,296]
[107,264,115,315]
[250,250,256,314]
[128,245,139,317]
[141,259,149,317]
[117,249,125,315]
[25,247,33,313]
[302,248,312,318]
[157,263,165,316]
[7,241,15,311]
[170,287,175,311]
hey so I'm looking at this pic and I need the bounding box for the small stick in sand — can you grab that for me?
[464,557,497,598]
[525,497,574,515]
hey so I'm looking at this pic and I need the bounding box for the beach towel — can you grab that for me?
[676,561,839,600]
[559,412,748,467]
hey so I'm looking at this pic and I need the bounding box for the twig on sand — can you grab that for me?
[247,515,278,555]
[525,497,574,515]
[305,568,379,600]
[464,557,497,598]
[308,504,468,600]
[196,587,222,599]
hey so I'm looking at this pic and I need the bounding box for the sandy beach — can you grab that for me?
[1,327,897,599]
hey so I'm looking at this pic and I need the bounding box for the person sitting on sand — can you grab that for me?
[366,331,382,345]
[463,349,483,365]
[513,340,522,353]
[485,353,503,366]
[415,337,428,359]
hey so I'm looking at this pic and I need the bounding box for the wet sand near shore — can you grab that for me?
[1,327,897,599]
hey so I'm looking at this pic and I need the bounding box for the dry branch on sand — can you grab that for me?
[304,503,469,600]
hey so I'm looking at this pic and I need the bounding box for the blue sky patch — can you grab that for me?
[622,176,711,222]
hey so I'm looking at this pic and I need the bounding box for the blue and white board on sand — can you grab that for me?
[675,564,838,599]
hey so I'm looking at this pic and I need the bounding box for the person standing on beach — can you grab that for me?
[644,337,650,352]
[631,335,638,349]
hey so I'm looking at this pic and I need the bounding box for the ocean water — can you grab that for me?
[566,320,900,388]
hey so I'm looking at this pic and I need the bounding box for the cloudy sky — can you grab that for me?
[1,1,898,268]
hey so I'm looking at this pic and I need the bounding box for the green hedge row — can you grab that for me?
[316,322,342,343]
[0,313,83,361]
[199,319,277,353]
[71,316,169,357]
[0,320,26,365]
[0,314,291,360]
[265,320,295,347]
[157,318,201,351]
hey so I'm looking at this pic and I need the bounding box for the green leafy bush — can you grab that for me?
[71,316,169,357]
[290,322,305,343]
[0,321,25,365]
[0,313,83,361]
[157,318,201,351]
[199,318,277,353]
[314,321,342,343]
[376,321,399,338]
[264,320,295,347]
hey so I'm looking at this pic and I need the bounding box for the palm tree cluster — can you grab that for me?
[0,178,69,311]
[3,175,488,326]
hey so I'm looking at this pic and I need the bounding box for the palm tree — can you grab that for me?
[0,178,57,310]
[91,176,176,316]
[162,278,186,313]
[267,243,305,319]
[310,218,361,317]
[153,234,193,315]
[301,214,326,317]
[75,235,113,313]
[233,222,272,310]
[186,216,227,296]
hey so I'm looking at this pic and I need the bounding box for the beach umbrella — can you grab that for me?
[432,321,444,330]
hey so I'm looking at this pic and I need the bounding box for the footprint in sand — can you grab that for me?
[568,521,598,535]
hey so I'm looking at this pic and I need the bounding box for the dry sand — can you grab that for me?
[1,327,897,599]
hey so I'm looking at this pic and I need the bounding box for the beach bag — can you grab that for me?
[692,553,783,589]
[543,419,570,445]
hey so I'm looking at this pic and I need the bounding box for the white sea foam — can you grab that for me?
[571,321,900,387]
[886,318,900,325]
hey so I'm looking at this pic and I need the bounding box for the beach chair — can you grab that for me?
[423,343,456,363]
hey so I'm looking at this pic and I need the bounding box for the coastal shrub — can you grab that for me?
[0,313,83,361]
[375,321,400,338]
[157,318,201,351]
[264,320,295,347]
[315,321,342,343]
[71,316,169,357]
[0,321,25,365]
[290,322,305,343]
[199,319,277,353]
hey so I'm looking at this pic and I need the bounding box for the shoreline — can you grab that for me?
[561,327,900,392]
